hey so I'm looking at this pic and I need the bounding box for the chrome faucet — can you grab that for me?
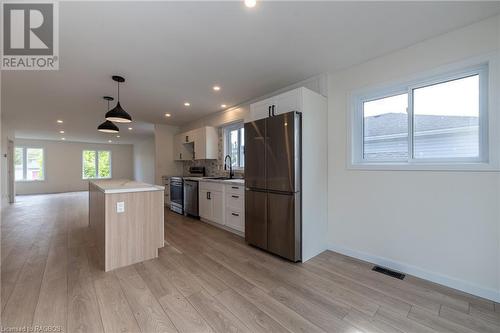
[224,155,234,179]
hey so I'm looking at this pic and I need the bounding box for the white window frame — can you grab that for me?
[82,150,112,180]
[223,122,245,170]
[350,63,491,171]
[15,146,45,182]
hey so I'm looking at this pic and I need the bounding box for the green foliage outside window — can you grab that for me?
[98,151,111,178]
[83,150,111,179]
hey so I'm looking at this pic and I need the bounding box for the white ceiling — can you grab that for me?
[3,1,500,144]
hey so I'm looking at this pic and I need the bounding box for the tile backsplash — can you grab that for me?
[182,128,244,178]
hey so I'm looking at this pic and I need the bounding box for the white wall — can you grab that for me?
[327,16,500,301]
[15,139,133,195]
[133,137,155,184]
[154,124,182,184]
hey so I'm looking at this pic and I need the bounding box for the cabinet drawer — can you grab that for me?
[199,181,224,192]
[225,184,244,195]
[225,192,244,212]
[225,210,244,233]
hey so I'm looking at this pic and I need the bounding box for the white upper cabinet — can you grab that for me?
[194,126,218,160]
[249,99,272,121]
[174,133,193,161]
[247,87,304,122]
[174,126,218,160]
[273,88,302,116]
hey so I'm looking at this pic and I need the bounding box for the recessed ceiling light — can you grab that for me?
[59,130,65,134]
[116,135,120,138]
[221,104,227,108]
[244,0,257,8]
[165,113,171,117]
[128,127,133,130]
[61,137,65,140]
[213,85,221,91]
[57,120,63,124]
[184,102,190,107]
[108,140,112,143]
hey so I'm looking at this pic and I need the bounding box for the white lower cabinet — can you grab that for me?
[225,210,244,233]
[199,189,212,220]
[199,182,224,225]
[211,190,224,225]
[198,181,245,235]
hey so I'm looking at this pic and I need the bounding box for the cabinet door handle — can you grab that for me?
[231,195,239,199]
[185,135,189,142]
[232,213,239,217]
[208,192,211,200]
[231,186,239,189]
[272,105,276,116]
[180,153,182,159]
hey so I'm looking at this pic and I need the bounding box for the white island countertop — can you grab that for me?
[90,179,164,194]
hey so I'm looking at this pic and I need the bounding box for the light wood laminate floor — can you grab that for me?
[1,192,499,333]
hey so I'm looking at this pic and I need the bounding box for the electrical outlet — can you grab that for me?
[116,201,125,213]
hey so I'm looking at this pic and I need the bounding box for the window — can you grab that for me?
[224,122,245,169]
[352,64,488,168]
[82,150,111,179]
[15,147,44,181]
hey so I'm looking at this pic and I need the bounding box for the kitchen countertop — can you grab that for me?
[90,179,164,194]
[202,178,245,185]
[184,177,245,186]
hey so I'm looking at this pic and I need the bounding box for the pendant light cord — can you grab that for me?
[117,82,120,102]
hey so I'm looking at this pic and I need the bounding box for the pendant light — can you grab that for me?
[106,75,132,123]
[98,96,120,133]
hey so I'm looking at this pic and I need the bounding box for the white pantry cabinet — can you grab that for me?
[246,86,328,262]
[174,126,218,160]
[246,87,303,122]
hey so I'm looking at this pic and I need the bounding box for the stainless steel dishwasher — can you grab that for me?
[183,179,199,217]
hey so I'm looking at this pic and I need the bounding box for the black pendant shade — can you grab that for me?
[105,101,132,123]
[106,75,132,123]
[98,120,119,133]
[98,96,120,133]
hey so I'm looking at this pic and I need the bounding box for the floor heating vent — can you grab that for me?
[372,266,405,280]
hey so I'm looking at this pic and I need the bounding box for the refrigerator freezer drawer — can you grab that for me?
[245,189,268,250]
[267,192,301,262]
[245,189,301,262]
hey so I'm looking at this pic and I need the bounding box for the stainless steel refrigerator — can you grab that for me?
[245,111,302,262]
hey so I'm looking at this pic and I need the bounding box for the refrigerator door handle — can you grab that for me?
[268,106,271,118]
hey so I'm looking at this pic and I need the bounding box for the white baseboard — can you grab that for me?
[328,243,500,303]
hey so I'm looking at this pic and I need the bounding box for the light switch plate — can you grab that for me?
[116,201,125,213]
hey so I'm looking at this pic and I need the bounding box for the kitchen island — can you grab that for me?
[88,179,164,271]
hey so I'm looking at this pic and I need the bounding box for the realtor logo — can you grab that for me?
[1,1,59,70]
